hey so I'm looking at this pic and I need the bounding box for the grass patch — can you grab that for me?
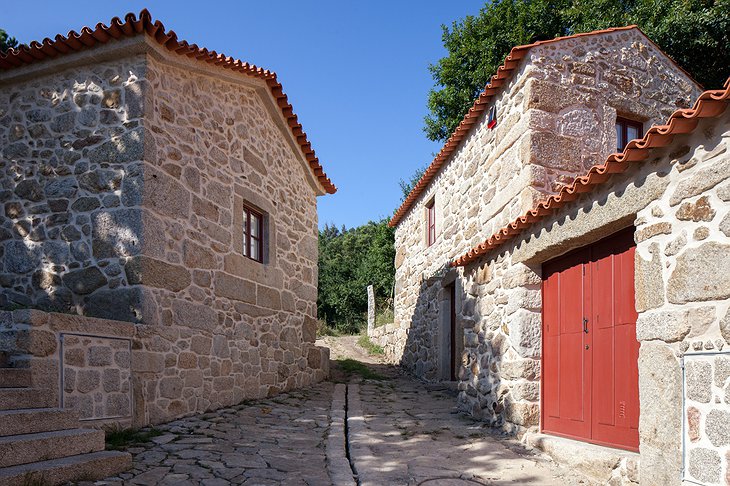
[105,426,163,450]
[316,320,344,337]
[335,358,386,380]
[21,473,48,486]
[357,334,384,356]
[374,307,394,327]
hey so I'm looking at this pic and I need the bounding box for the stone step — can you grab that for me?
[0,428,105,468]
[0,368,31,388]
[523,432,639,484]
[0,450,132,486]
[0,408,79,437]
[0,387,57,410]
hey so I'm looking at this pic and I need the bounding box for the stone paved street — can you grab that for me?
[99,384,334,485]
[348,371,591,485]
[95,338,592,485]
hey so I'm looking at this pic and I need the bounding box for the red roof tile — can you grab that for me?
[451,77,730,267]
[0,9,336,194]
[388,25,693,227]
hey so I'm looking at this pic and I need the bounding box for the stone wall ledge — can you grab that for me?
[11,309,136,338]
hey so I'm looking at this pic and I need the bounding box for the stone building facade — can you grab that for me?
[0,11,333,426]
[381,26,730,485]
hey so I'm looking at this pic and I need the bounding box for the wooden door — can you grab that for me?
[541,228,639,451]
[542,247,592,440]
[449,283,457,381]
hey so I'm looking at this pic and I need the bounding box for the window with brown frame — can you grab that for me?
[243,204,264,263]
[615,117,643,152]
[426,198,436,247]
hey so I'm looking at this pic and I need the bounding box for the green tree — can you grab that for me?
[0,29,19,54]
[318,220,395,334]
[398,165,427,202]
[425,0,730,142]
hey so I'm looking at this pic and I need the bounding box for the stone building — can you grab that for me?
[0,7,333,445]
[375,26,730,484]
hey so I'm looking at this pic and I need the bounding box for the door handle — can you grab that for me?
[583,318,589,333]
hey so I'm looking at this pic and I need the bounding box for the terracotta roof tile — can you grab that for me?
[451,77,730,267]
[0,9,336,194]
[388,25,684,227]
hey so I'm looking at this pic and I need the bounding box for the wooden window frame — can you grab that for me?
[243,204,264,263]
[615,116,643,152]
[426,198,436,247]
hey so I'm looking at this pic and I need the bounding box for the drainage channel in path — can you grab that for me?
[326,383,358,485]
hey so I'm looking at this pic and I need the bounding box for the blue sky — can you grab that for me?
[3,1,483,229]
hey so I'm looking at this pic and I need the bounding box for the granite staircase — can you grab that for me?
[0,351,131,485]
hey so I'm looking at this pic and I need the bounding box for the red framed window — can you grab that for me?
[426,199,436,247]
[243,205,264,263]
[615,117,643,152]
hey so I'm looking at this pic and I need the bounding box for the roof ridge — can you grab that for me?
[388,24,692,227]
[0,9,336,194]
[451,77,730,267]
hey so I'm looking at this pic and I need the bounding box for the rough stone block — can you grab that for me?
[500,358,540,381]
[669,155,730,206]
[184,240,217,269]
[676,195,716,222]
[506,309,541,358]
[638,341,682,484]
[635,243,664,312]
[668,242,730,304]
[82,287,143,323]
[142,164,191,219]
[687,406,701,442]
[635,222,672,242]
[88,346,113,367]
[686,360,712,403]
[214,272,256,304]
[91,209,142,259]
[636,309,690,343]
[257,285,281,310]
[124,255,191,292]
[688,447,721,484]
[171,299,217,332]
[158,377,183,399]
[704,409,730,447]
[62,267,107,295]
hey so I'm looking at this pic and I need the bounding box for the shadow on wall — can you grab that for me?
[1,73,147,323]
[392,270,510,428]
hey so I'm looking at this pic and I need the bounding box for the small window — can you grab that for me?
[426,198,436,247]
[615,117,643,152]
[243,204,264,263]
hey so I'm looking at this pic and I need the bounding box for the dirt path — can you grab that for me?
[316,335,384,364]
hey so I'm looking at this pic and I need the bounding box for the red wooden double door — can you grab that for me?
[541,228,639,451]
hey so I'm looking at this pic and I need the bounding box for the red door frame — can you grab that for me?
[540,227,639,452]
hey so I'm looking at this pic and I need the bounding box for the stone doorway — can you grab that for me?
[439,278,462,382]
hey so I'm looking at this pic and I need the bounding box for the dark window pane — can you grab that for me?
[627,125,639,142]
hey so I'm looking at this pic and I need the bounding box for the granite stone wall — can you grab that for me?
[450,110,729,485]
[632,114,730,485]
[391,29,699,385]
[0,40,329,426]
[0,55,148,315]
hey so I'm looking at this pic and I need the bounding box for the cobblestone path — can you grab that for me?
[100,384,334,485]
[97,340,590,485]
[348,370,590,485]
